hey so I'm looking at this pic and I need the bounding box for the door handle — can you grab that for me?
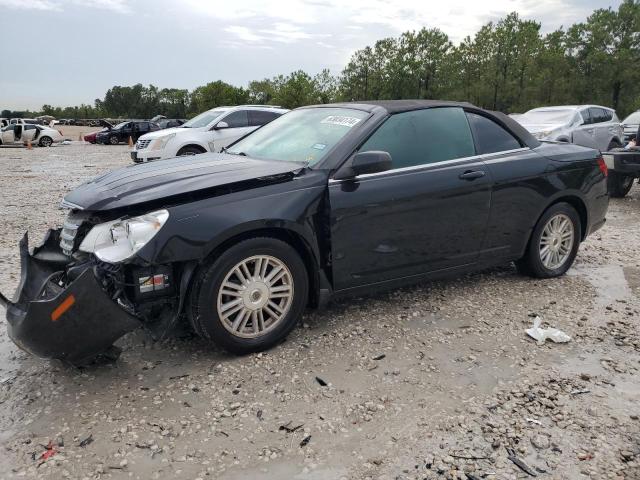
[459,170,486,180]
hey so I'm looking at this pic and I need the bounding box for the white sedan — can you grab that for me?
[132,105,288,163]
[0,123,64,147]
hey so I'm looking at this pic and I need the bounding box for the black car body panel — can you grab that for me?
[2,100,608,363]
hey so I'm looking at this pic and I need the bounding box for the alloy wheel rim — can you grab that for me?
[539,213,574,270]
[217,255,294,338]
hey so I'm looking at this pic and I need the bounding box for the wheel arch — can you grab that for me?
[544,195,589,241]
[609,135,623,147]
[177,143,207,155]
[193,226,322,309]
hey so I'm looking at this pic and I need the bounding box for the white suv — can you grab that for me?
[131,105,288,163]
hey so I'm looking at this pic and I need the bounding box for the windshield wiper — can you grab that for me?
[225,150,247,156]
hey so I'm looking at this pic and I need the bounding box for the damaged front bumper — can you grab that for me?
[1,230,141,364]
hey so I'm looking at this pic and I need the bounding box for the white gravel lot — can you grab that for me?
[0,143,639,480]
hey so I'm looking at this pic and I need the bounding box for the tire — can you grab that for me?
[177,146,204,156]
[608,171,635,198]
[188,237,308,354]
[109,135,119,145]
[38,136,53,147]
[515,202,581,278]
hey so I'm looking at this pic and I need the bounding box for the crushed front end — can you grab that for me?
[2,208,186,365]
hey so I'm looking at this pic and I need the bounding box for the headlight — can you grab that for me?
[150,133,175,151]
[79,209,169,263]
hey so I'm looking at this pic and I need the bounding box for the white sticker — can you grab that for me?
[312,143,327,150]
[320,116,362,128]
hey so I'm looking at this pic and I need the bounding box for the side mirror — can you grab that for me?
[214,121,229,130]
[333,151,392,180]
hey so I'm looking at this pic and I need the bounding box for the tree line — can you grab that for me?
[4,1,639,120]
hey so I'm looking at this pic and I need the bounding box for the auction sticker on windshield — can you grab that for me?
[320,116,362,127]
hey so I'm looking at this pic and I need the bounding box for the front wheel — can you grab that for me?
[177,146,203,156]
[188,237,308,354]
[38,136,53,147]
[109,135,119,145]
[608,171,635,198]
[516,202,581,278]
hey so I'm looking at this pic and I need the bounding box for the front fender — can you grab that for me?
[135,177,328,268]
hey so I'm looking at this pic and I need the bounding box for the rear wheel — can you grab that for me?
[516,202,580,278]
[38,136,52,147]
[188,237,308,354]
[109,135,119,145]
[608,171,635,198]
[177,146,204,156]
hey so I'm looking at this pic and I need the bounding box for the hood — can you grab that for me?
[99,119,113,129]
[138,126,185,140]
[519,123,565,134]
[63,153,304,211]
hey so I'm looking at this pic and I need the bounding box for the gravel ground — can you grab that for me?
[0,143,639,480]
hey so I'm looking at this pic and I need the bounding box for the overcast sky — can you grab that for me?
[0,0,622,110]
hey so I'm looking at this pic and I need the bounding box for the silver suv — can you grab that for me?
[517,105,624,152]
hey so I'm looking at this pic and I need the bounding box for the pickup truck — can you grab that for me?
[603,125,640,197]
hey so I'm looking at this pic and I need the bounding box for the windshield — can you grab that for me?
[227,108,369,165]
[519,109,576,125]
[113,122,128,129]
[183,109,228,128]
[623,112,640,124]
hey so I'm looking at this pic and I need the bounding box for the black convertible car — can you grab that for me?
[1,100,609,363]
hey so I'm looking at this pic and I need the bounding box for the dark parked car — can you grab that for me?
[96,121,160,145]
[83,119,113,143]
[157,118,186,129]
[1,100,609,364]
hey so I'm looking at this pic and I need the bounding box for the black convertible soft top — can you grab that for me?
[306,100,541,149]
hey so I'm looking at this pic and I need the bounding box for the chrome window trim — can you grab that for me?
[328,147,530,184]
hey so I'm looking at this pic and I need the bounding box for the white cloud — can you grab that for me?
[183,0,606,46]
[0,0,60,10]
[0,0,131,13]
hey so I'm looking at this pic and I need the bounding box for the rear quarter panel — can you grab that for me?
[481,143,606,262]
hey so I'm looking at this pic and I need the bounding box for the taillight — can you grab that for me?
[597,156,608,177]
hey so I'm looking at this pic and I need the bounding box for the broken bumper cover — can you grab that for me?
[2,231,141,364]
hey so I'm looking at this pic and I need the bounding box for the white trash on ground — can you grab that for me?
[526,316,571,345]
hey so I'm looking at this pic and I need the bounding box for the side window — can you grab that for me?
[248,110,280,127]
[24,125,36,130]
[599,108,612,122]
[589,108,604,124]
[222,110,249,128]
[359,107,475,169]
[580,109,591,125]
[136,122,150,132]
[466,112,521,154]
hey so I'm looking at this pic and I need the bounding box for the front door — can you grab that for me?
[1,125,16,144]
[329,107,492,291]
[213,110,254,150]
